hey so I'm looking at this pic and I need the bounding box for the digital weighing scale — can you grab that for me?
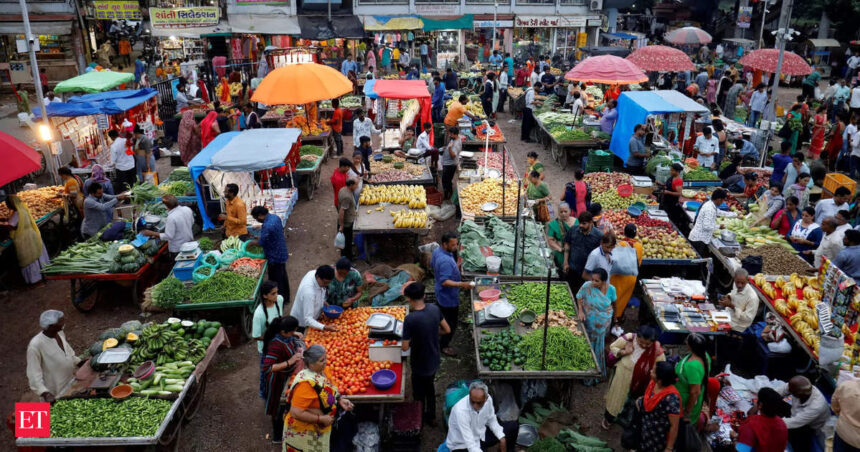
[366,313,403,340]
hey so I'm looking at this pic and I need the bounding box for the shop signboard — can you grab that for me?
[415,4,459,15]
[92,1,141,20]
[474,20,514,28]
[514,16,587,28]
[236,0,289,4]
[151,7,220,28]
[737,6,752,29]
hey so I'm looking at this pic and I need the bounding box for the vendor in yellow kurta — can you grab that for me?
[610,224,644,326]
[218,183,248,238]
[602,325,664,429]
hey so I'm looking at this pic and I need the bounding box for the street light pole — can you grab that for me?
[768,0,794,121]
[757,1,769,49]
[19,0,57,184]
[492,2,498,53]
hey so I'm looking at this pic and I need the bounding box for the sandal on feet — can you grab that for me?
[442,347,457,356]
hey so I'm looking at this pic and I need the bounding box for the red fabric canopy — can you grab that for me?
[372,80,431,99]
[627,45,695,72]
[565,55,647,84]
[0,131,42,186]
[738,49,812,76]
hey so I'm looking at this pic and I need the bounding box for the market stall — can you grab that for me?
[304,306,408,401]
[355,185,432,263]
[294,143,325,200]
[366,79,432,147]
[470,279,600,378]
[187,129,302,231]
[534,111,606,170]
[459,214,555,280]
[16,317,229,450]
[639,278,731,342]
[33,88,159,176]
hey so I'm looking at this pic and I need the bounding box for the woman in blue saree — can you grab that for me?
[576,268,616,382]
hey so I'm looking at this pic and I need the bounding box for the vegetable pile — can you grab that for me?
[230,257,266,279]
[536,111,576,129]
[518,326,595,371]
[304,307,404,395]
[459,216,552,276]
[299,145,324,156]
[359,185,426,207]
[0,186,64,221]
[478,328,526,371]
[533,310,581,335]
[549,126,591,142]
[186,271,257,304]
[683,166,720,181]
[503,283,575,317]
[220,236,242,251]
[601,211,698,260]
[167,167,191,182]
[128,182,160,206]
[197,237,215,251]
[151,277,186,308]
[109,244,147,274]
[127,318,217,367]
[42,240,113,275]
[475,152,518,181]
[369,157,428,181]
[738,244,811,275]
[158,180,192,196]
[716,216,792,249]
[459,178,518,217]
[50,398,172,438]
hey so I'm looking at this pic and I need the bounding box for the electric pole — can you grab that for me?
[768,0,794,121]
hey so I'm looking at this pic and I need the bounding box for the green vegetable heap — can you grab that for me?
[151,277,186,308]
[128,182,159,206]
[478,328,526,371]
[128,320,216,367]
[197,237,215,251]
[159,180,192,197]
[683,166,720,181]
[549,126,591,142]
[503,283,575,317]
[50,398,172,438]
[517,326,595,371]
[186,271,257,304]
[299,145,324,156]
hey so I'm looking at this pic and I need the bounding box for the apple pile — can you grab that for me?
[601,210,697,260]
[689,191,747,214]
[583,172,631,191]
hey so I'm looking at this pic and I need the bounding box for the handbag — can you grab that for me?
[620,398,642,449]
[606,333,635,367]
[610,245,639,276]
[675,420,703,452]
[536,201,550,223]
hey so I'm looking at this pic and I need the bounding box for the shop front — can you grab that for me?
[421,14,473,68]
[467,16,514,62]
[147,6,229,63]
[513,15,600,65]
[0,19,83,87]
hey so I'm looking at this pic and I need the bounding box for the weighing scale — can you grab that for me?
[367,313,403,340]
[87,346,132,391]
[475,307,510,327]
[176,241,201,262]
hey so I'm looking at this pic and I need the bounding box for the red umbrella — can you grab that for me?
[0,131,42,186]
[738,49,812,76]
[564,55,647,85]
[627,45,696,72]
[665,27,712,45]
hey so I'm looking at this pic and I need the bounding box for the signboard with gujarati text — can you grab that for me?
[514,16,587,28]
[150,7,220,28]
[92,1,140,20]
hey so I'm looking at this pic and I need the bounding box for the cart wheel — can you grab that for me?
[550,143,560,163]
[306,177,316,200]
[71,280,99,313]
[156,421,181,452]
[241,306,254,339]
[559,147,569,170]
[183,375,207,423]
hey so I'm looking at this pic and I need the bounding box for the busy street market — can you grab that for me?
[3,1,860,451]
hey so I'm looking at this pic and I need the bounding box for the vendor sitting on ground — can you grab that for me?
[718,268,759,333]
[326,257,363,308]
[776,376,831,452]
[445,381,516,452]
[290,265,338,332]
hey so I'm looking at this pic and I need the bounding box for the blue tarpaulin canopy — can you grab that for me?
[32,88,157,119]
[363,79,379,99]
[603,32,639,40]
[188,129,301,229]
[609,91,683,164]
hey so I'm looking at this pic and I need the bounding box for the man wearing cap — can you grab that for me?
[27,310,81,401]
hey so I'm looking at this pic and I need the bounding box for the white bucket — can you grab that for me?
[486,256,502,274]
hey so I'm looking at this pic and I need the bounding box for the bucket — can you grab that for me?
[486,256,501,274]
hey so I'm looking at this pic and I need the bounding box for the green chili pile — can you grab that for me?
[518,326,595,371]
[503,283,575,317]
[51,398,172,438]
[186,271,257,304]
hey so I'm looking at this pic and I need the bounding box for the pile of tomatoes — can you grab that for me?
[304,306,407,395]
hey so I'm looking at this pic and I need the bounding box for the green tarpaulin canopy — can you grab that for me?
[54,71,135,94]
[421,14,473,31]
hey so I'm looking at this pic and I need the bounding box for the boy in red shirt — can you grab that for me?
[329,98,344,156]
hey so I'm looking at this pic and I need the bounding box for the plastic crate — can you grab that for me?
[823,173,856,196]
[585,164,612,173]
[587,149,613,165]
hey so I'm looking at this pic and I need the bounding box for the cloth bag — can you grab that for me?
[611,246,639,276]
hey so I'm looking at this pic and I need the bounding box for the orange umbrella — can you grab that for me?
[251,63,352,105]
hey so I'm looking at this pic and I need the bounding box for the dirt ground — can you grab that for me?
[2,83,807,450]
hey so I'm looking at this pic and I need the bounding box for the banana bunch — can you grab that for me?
[774,298,790,316]
[359,185,426,207]
[762,282,777,299]
[391,209,428,228]
[753,273,767,287]
[774,276,786,290]
[789,273,804,289]
[806,275,820,290]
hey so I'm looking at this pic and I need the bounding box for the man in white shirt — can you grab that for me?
[108,129,136,192]
[142,195,194,254]
[27,310,80,401]
[497,65,509,113]
[814,186,851,223]
[175,82,190,110]
[43,91,59,106]
[352,109,380,152]
[290,266,338,332]
[693,126,720,169]
[719,269,759,333]
[689,189,733,249]
[847,52,860,81]
[813,217,844,267]
[570,91,585,117]
[834,210,852,242]
[445,381,513,452]
[529,67,539,89]
[521,83,542,143]
[778,376,831,452]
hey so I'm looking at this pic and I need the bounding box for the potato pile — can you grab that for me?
[370,157,426,177]
[459,178,518,217]
[0,186,64,221]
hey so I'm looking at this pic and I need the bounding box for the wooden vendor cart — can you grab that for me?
[15,327,229,452]
[353,204,431,263]
[293,154,324,200]
[46,242,169,313]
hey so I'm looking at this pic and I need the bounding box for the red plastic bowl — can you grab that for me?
[133,361,155,380]
[479,289,501,301]
[617,184,634,197]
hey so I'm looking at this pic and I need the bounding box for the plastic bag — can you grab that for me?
[334,232,346,249]
[819,332,845,373]
[611,245,639,276]
[493,382,520,422]
[428,201,456,221]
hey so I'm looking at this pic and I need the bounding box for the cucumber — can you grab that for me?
[157,391,172,396]
[127,377,138,383]
[163,378,185,385]
[164,384,185,392]
[140,389,160,396]
[130,383,141,391]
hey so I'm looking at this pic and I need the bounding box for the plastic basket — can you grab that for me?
[617,184,634,197]
[241,241,265,259]
[192,264,216,284]
[823,173,856,196]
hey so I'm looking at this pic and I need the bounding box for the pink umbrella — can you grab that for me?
[627,45,696,72]
[564,55,647,85]
[738,49,812,76]
[665,27,713,45]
